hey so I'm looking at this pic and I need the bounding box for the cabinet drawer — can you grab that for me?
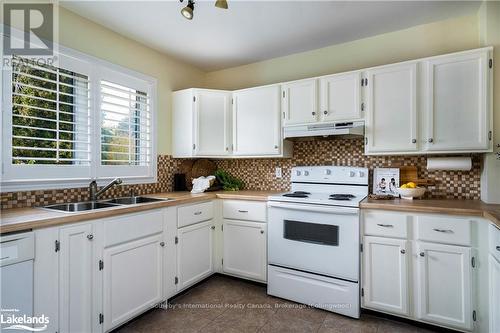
[416,215,471,246]
[178,201,213,228]
[104,209,163,247]
[363,210,409,238]
[489,224,500,262]
[223,200,267,222]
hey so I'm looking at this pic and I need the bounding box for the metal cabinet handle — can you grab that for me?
[260,230,265,234]
[419,252,425,257]
[400,249,406,254]
[211,226,216,230]
[238,210,248,213]
[433,228,453,233]
[412,139,417,144]
[428,138,434,143]
[376,224,394,228]
[312,111,316,116]
[160,242,165,247]
[274,145,278,149]
[323,110,328,115]
[87,234,94,240]
[194,211,202,215]
[496,246,500,251]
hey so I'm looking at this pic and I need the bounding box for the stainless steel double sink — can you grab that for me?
[43,196,169,212]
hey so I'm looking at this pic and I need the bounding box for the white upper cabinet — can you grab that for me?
[172,88,231,157]
[233,85,287,156]
[365,63,418,154]
[423,50,491,152]
[320,71,362,122]
[281,78,318,125]
[194,90,232,156]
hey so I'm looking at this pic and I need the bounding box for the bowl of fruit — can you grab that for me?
[398,182,426,200]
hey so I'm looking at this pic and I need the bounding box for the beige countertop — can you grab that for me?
[2,190,499,233]
[0,190,280,234]
[360,198,500,228]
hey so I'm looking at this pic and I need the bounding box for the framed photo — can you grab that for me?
[373,168,400,196]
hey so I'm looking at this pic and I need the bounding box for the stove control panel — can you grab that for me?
[291,166,369,185]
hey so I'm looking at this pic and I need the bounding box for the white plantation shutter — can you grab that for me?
[97,69,155,179]
[3,54,93,182]
[2,45,157,190]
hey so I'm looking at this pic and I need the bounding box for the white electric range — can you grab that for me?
[267,166,368,318]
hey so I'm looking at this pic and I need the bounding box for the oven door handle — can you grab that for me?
[267,201,359,215]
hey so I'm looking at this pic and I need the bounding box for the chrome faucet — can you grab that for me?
[89,178,123,201]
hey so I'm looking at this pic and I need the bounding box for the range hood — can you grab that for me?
[284,121,364,139]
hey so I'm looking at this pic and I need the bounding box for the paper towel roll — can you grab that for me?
[426,157,472,171]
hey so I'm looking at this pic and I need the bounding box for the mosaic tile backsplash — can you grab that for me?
[214,138,481,200]
[1,138,481,209]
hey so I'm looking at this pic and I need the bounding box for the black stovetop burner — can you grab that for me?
[329,194,356,201]
[283,191,311,198]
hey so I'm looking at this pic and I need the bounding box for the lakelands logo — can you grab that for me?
[1,311,49,331]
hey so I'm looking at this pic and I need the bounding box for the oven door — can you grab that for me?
[268,201,359,282]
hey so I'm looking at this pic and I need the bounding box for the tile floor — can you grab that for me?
[114,275,441,333]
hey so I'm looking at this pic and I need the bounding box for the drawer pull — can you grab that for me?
[433,228,453,233]
[238,210,249,213]
[211,226,216,230]
[419,252,425,257]
[400,249,406,254]
[260,230,265,234]
[496,246,500,251]
[376,224,394,228]
[194,211,202,215]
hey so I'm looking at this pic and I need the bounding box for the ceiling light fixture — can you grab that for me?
[214,0,228,9]
[180,0,195,20]
[179,0,228,20]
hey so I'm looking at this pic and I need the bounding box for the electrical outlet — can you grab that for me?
[275,167,282,178]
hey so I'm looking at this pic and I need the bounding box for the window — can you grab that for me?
[11,55,91,166]
[100,81,151,166]
[2,43,157,191]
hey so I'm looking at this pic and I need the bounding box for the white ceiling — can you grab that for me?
[61,0,481,71]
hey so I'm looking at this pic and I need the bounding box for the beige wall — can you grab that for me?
[204,14,480,90]
[479,1,500,204]
[57,7,205,155]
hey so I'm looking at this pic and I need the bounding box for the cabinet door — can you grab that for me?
[416,242,472,330]
[177,220,214,290]
[365,63,418,154]
[490,255,500,333]
[233,85,281,156]
[59,223,93,333]
[103,234,163,331]
[320,72,362,122]
[362,236,409,316]
[282,79,318,125]
[424,51,490,151]
[222,220,267,282]
[194,90,231,156]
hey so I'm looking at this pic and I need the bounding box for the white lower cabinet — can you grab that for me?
[59,223,94,333]
[362,210,478,332]
[34,223,95,333]
[363,236,409,316]
[489,254,500,333]
[416,242,472,331]
[103,234,163,332]
[222,219,267,282]
[177,220,215,290]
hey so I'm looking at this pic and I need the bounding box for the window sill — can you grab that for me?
[0,176,157,193]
